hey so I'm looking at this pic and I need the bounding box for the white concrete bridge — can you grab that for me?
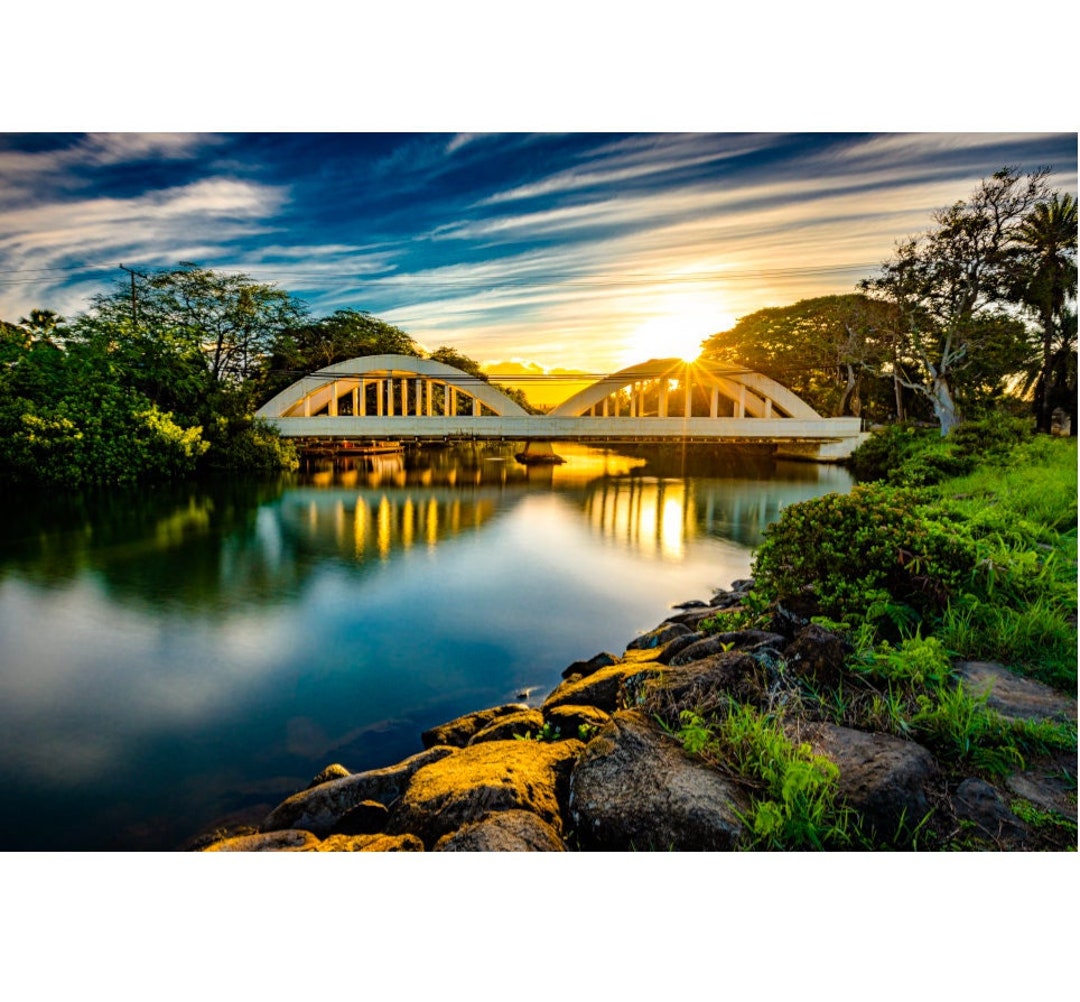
[255,354,868,461]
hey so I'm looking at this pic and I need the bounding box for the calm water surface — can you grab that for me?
[0,444,851,850]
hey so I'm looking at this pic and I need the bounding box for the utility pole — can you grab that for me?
[119,264,146,330]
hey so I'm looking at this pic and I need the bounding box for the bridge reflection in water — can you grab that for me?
[289,444,850,567]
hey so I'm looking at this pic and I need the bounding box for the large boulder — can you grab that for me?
[422,704,531,748]
[542,661,663,714]
[261,746,456,835]
[201,830,424,851]
[542,704,613,740]
[468,708,545,745]
[641,651,766,727]
[433,810,566,851]
[791,722,941,843]
[385,738,584,849]
[568,711,748,851]
[316,833,423,852]
[201,829,322,852]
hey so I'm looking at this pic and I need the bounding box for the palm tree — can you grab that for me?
[1014,193,1078,431]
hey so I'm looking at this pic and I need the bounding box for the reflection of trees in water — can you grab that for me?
[0,480,289,611]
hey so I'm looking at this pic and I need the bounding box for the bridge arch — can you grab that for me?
[547,358,822,420]
[256,353,530,420]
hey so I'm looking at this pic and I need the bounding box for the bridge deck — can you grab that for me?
[265,415,864,446]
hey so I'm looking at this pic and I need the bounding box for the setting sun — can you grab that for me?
[620,293,735,367]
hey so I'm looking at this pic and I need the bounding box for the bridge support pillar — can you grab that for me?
[515,440,565,466]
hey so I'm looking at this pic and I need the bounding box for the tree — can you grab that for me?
[87,264,307,385]
[861,168,1053,435]
[1011,193,1078,431]
[260,308,421,400]
[700,295,898,419]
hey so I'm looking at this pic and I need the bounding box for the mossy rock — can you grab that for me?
[386,738,584,849]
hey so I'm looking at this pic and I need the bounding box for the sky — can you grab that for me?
[1,132,1075,400]
[4,3,1079,989]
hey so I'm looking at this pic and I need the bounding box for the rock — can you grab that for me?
[433,810,567,851]
[792,722,941,843]
[641,652,766,726]
[625,621,693,651]
[709,589,744,609]
[385,738,584,849]
[422,704,531,748]
[668,631,786,667]
[954,661,1077,723]
[769,605,808,641]
[663,607,720,628]
[783,624,853,689]
[468,708,545,745]
[307,763,350,788]
[200,828,424,851]
[542,704,613,740]
[655,631,707,664]
[201,829,322,852]
[261,745,457,834]
[952,778,1026,843]
[730,578,755,593]
[568,711,748,851]
[561,651,619,680]
[673,599,708,609]
[1004,746,1078,822]
[317,833,423,852]
[542,661,663,714]
[327,800,389,836]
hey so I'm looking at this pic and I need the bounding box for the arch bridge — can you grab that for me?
[255,354,867,461]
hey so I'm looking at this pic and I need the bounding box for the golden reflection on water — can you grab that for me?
[585,478,690,561]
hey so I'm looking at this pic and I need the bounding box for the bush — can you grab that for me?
[202,417,299,473]
[850,415,1034,488]
[753,485,978,626]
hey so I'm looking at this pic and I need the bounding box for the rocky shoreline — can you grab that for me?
[194,578,1077,851]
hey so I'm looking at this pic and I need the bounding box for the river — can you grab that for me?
[0,443,852,850]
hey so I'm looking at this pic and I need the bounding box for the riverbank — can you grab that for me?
[195,424,1077,851]
[195,583,1076,851]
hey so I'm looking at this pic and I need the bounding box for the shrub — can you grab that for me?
[202,417,299,473]
[752,485,978,626]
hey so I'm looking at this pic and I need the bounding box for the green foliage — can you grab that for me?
[202,417,299,474]
[753,484,978,626]
[260,309,422,401]
[676,707,853,850]
[861,168,1059,435]
[850,634,1076,775]
[699,590,771,633]
[1010,797,1078,837]
[700,294,899,420]
[850,414,1033,487]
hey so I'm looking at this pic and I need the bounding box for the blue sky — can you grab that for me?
[1,132,1075,376]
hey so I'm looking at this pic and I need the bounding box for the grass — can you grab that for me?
[675,706,854,850]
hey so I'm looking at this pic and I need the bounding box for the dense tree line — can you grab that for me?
[3,168,1072,486]
[0,264,534,487]
[704,168,1077,435]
